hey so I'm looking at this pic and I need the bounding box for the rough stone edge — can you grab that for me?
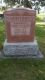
[2,39,44,59]
[0,50,44,59]
[3,39,38,55]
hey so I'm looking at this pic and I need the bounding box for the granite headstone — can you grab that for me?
[3,8,43,58]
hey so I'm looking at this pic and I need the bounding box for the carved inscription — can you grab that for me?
[11,23,31,35]
[5,16,32,35]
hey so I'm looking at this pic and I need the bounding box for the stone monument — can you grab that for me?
[3,8,43,58]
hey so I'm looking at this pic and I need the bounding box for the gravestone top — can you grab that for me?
[4,8,36,15]
[4,8,36,42]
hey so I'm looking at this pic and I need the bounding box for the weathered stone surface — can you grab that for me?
[3,39,43,58]
[4,8,36,42]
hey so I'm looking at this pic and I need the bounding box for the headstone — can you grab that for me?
[3,8,43,58]
[4,8,36,42]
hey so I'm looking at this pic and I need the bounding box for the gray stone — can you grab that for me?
[3,39,43,58]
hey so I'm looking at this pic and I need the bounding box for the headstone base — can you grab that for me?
[3,39,43,58]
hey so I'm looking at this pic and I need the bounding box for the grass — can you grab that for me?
[36,13,45,22]
[0,19,5,44]
[35,23,45,55]
[0,13,45,80]
[0,59,45,80]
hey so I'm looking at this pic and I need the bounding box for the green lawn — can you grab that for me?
[0,13,45,80]
[36,13,45,22]
[0,19,5,44]
[0,59,45,80]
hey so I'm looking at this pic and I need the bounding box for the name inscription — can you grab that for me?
[5,16,32,35]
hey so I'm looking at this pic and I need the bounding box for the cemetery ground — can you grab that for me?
[0,13,45,80]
